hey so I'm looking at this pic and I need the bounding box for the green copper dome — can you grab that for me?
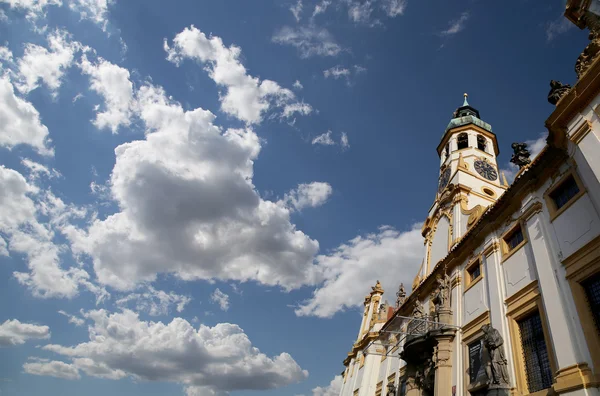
[445,94,493,133]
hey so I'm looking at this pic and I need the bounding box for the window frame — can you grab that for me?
[506,281,557,396]
[561,235,600,384]
[461,311,490,394]
[477,134,487,152]
[543,169,586,222]
[457,133,469,150]
[501,220,528,263]
[464,256,484,292]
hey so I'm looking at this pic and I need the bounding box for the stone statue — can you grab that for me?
[412,298,425,318]
[433,273,450,309]
[576,13,600,79]
[481,324,510,389]
[396,283,407,308]
[379,301,389,321]
[547,80,572,105]
[510,143,531,169]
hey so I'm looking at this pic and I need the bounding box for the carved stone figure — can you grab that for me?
[576,12,600,79]
[396,283,407,308]
[379,301,389,321]
[481,324,510,388]
[547,80,572,105]
[412,298,425,318]
[510,142,531,169]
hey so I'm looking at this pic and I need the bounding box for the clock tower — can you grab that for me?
[416,94,507,283]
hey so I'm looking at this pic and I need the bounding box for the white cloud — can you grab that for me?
[116,285,192,316]
[0,319,50,346]
[323,65,365,85]
[296,224,423,318]
[323,66,350,80]
[64,83,321,291]
[72,92,84,103]
[57,310,85,326]
[0,166,95,298]
[340,132,349,149]
[311,0,331,18]
[381,0,406,17]
[0,76,53,155]
[293,80,303,90]
[41,309,308,393]
[290,0,303,22]
[346,0,375,24]
[79,55,135,133]
[546,16,573,41]
[24,359,81,380]
[165,25,312,124]
[312,375,342,396]
[15,29,80,96]
[441,11,469,36]
[312,131,348,149]
[501,132,548,183]
[21,158,61,180]
[68,0,113,31]
[210,288,230,311]
[0,0,62,22]
[280,182,333,211]
[312,131,335,146]
[272,25,342,58]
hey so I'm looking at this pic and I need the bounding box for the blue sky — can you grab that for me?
[0,0,587,395]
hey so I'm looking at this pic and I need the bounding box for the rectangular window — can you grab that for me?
[517,311,553,393]
[582,272,600,334]
[550,175,580,210]
[505,226,524,252]
[468,339,483,384]
[468,262,481,283]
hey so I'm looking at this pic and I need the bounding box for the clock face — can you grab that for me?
[474,160,498,181]
[438,167,451,194]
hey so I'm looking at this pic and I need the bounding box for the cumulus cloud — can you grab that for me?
[64,82,321,291]
[0,166,98,299]
[440,11,469,36]
[0,319,50,346]
[0,0,62,22]
[79,55,135,133]
[24,359,81,380]
[313,375,342,396]
[210,288,230,311]
[15,29,81,96]
[21,158,61,180]
[40,309,307,393]
[116,285,192,316]
[57,310,85,326]
[296,224,423,318]
[272,25,342,58]
[501,132,548,183]
[165,25,311,124]
[0,76,53,155]
[68,0,114,31]
[280,182,333,211]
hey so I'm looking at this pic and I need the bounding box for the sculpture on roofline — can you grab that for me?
[547,80,572,105]
[396,283,407,308]
[510,142,531,169]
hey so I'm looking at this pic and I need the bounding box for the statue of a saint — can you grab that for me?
[482,324,510,388]
[396,283,407,308]
[510,143,532,169]
[412,298,424,318]
[547,80,572,105]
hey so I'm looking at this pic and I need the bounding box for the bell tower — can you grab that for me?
[417,95,507,281]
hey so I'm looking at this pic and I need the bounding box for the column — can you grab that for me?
[525,211,580,368]
[434,333,456,396]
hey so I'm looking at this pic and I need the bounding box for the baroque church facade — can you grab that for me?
[337,3,600,396]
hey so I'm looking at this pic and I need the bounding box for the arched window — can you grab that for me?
[444,143,450,157]
[457,133,469,150]
[477,135,487,152]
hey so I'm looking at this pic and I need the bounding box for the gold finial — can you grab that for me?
[463,93,469,106]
